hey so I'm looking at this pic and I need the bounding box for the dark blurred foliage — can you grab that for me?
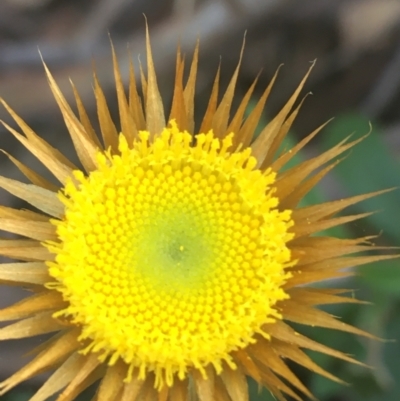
[0,1,399,400]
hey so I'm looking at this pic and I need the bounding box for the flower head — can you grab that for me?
[0,30,395,401]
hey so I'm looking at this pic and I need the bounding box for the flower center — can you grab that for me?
[46,121,294,388]
[136,207,215,292]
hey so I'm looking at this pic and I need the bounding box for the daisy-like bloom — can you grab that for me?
[0,30,395,401]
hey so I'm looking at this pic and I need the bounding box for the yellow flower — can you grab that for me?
[0,30,394,401]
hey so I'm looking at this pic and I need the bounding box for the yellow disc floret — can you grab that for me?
[46,121,294,388]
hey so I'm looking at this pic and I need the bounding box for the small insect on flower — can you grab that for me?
[0,27,396,401]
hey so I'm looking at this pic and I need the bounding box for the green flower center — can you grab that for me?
[136,208,215,292]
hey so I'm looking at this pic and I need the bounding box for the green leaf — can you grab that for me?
[359,260,400,297]
[320,113,400,242]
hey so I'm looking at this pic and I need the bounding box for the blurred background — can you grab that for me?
[0,0,400,400]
